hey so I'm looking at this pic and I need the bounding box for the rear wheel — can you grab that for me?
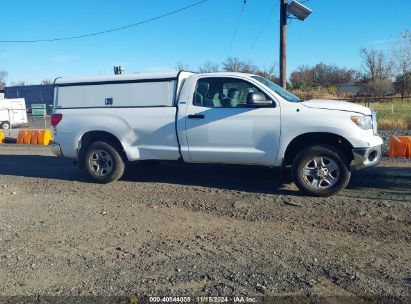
[292,145,351,197]
[82,141,125,183]
[0,121,10,129]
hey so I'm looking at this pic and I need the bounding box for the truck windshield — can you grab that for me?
[251,76,302,103]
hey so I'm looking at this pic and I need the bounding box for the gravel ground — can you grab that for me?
[0,145,410,303]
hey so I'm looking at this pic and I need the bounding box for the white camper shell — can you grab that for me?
[0,98,28,129]
[54,71,192,108]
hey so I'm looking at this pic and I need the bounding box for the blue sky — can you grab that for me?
[0,0,410,84]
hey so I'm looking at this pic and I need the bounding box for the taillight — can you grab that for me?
[51,114,63,127]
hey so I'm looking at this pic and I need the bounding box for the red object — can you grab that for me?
[389,135,411,158]
[51,114,63,127]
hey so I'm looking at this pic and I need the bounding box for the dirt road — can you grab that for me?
[0,145,410,303]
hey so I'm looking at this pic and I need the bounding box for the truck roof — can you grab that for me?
[54,71,257,86]
[195,72,256,78]
[54,70,185,86]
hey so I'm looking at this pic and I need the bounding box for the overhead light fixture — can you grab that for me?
[287,0,313,21]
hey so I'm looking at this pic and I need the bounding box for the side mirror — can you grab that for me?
[246,92,272,106]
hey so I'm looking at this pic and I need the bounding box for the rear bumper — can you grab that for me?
[351,145,381,171]
[51,142,63,157]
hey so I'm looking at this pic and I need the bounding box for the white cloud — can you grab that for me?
[370,38,395,46]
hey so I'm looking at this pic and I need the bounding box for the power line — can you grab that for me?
[0,0,208,43]
[227,0,247,56]
[247,0,280,56]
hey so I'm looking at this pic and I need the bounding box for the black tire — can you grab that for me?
[82,141,125,183]
[1,121,10,129]
[291,145,351,197]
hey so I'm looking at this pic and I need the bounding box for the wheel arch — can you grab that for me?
[78,130,127,161]
[283,132,354,166]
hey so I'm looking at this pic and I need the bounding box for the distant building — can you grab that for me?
[338,82,396,97]
[337,83,362,96]
[4,84,54,109]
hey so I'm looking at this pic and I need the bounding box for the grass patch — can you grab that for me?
[290,88,411,130]
[367,98,411,130]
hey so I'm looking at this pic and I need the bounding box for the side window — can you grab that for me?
[193,77,270,108]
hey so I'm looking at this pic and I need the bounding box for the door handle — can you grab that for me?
[188,114,205,119]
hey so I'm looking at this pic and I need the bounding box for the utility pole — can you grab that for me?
[279,1,312,88]
[279,0,287,89]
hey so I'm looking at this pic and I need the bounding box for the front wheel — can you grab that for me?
[292,145,351,197]
[82,141,125,183]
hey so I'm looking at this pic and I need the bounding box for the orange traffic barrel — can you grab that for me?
[389,135,411,158]
[23,130,33,144]
[0,131,4,144]
[30,130,41,145]
[17,130,27,144]
[37,129,53,145]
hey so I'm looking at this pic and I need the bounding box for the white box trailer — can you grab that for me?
[0,98,28,129]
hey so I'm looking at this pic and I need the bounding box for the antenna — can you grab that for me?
[114,66,125,75]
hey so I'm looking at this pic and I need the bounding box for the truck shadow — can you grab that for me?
[123,161,296,195]
[0,154,82,181]
[0,154,294,195]
[0,154,409,198]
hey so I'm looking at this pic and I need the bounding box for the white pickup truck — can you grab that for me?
[51,71,382,196]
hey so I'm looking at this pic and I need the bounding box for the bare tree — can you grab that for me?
[360,48,392,80]
[175,61,189,71]
[289,63,355,89]
[394,72,411,97]
[391,30,411,99]
[360,48,378,80]
[198,61,220,73]
[312,63,355,86]
[222,57,257,73]
[289,65,313,89]
[359,48,393,101]
[361,78,392,99]
[0,70,7,90]
[255,63,278,83]
[41,79,52,85]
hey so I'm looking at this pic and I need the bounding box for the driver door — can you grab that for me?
[184,76,281,166]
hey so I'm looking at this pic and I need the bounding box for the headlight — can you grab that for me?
[351,115,373,130]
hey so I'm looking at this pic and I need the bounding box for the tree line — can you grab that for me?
[176,57,278,82]
[176,30,411,100]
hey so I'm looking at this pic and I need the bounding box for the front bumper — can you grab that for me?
[51,143,63,157]
[351,144,381,171]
